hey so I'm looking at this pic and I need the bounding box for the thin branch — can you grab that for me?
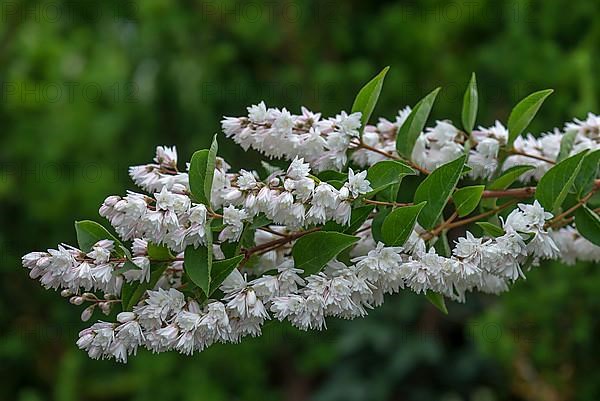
[482,186,536,199]
[364,199,412,207]
[355,141,430,175]
[509,149,556,165]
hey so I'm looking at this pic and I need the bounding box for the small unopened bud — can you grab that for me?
[80,305,95,322]
[117,312,136,323]
[70,296,84,305]
[269,177,280,187]
[99,302,112,315]
[61,289,73,298]
[81,292,96,300]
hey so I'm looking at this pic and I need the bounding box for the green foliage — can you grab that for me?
[507,89,554,145]
[184,233,213,296]
[292,232,359,275]
[557,129,578,162]
[574,149,600,197]
[414,155,466,229]
[366,160,415,195]
[461,73,478,134]
[396,87,441,158]
[476,222,506,238]
[453,185,485,217]
[189,136,218,206]
[209,255,245,295]
[323,205,374,234]
[481,165,535,209]
[575,206,600,246]
[381,202,426,246]
[425,292,448,315]
[74,220,125,255]
[121,262,169,311]
[351,66,389,133]
[536,150,587,212]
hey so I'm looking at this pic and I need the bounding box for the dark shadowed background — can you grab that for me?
[1,0,599,400]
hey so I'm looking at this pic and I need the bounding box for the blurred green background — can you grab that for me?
[1,0,599,400]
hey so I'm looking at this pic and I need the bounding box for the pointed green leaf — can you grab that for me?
[536,150,587,213]
[575,205,600,247]
[323,205,375,234]
[366,160,415,195]
[461,73,478,134]
[147,243,174,261]
[453,185,485,217]
[487,165,536,190]
[121,262,169,311]
[381,202,426,246]
[476,222,506,238]
[189,135,218,205]
[371,207,391,243]
[574,149,600,197]
[414,155,466,229]
[426,292,448,314]
[396,87,441,158]
[292,232,359,275]
[507,89,553,145]
[75,220,124,255]
[557,129,578,162]
[351,66,389,133]
[184,230,213,296]
[317,170,347,182]
[209,255,245,295]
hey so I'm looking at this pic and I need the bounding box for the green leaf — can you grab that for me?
[481,165,535,209]
[366,160,415,194]
[453,185,485,217]
[507,89,553,145]
[574,149,600,197]
[189,135,218,205]
[461,73,478,134]
[425,292,448,314]
[351,66,389,133]
[575,205,600,247]
[414,155,466,229]
[557,129,578,162]
[147,243,174,261]
[292,232,359,275]
[209,255,245,295]
[121,262,169,311]
[317,170,347,182]
[536,150,587,213]
[75,220,123,254]
[476,222,505,238]
[396,87,441,158]
[184,229,213,296]
[381,202,426,246]
[324,205,375,234]
[487,165,536,190]
[371,207,390,243]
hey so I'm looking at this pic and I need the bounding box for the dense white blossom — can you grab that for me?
[22,103,600,364]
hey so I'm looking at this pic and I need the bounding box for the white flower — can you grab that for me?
[345,168,372,198]
[287,157,311,180]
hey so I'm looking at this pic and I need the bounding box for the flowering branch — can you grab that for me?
[20,72,600,364]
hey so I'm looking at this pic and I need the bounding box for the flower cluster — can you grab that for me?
[222,102,362,171]
[21,91,600,364]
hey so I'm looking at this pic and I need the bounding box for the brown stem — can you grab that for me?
[364,199,413,207]
[509,149,556,165]
[482,186,536,199]
[355,141,430,175]
[241,227,321,260]
[445,200,518,231]
[546,186,600,228]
